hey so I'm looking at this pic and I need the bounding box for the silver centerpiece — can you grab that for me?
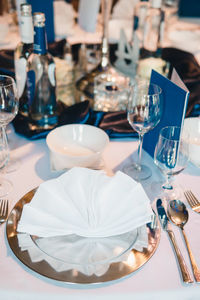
[76,0,114,103]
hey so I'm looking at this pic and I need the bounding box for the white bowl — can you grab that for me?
[46,124,109,171]
[183,117,200,167]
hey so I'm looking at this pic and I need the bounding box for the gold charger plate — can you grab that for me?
[6,189,160,284]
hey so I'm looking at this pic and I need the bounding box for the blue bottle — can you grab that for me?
[27,12,57,129]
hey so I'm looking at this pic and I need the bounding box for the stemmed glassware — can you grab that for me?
[76,0,115,100]
[123,80,162,181]
[0,75,19,196]
[154,126,189,199]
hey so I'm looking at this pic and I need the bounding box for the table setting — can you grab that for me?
[0,0,200,299]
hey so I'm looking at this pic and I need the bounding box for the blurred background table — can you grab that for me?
[0,1,200,59]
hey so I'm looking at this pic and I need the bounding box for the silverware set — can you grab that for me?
[156,198,193,283]
[156,190,200,284]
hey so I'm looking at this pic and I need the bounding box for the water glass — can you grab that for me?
[154,126,189,198]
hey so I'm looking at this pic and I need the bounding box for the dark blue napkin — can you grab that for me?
[12,100,136,140]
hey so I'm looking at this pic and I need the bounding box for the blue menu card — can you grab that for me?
[143,69,189,158]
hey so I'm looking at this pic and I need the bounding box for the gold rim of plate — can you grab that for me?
[6,189,160,285]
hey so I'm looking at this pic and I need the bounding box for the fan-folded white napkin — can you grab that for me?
[17,167,153,238]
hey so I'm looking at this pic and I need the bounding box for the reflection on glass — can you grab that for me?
[17,224,150,276]
[32,229,138,266]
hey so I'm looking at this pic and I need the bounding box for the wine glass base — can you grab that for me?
[151,181,183,201]
[123,164,152,182]
[5,157,21,173]
[0,178,12,197]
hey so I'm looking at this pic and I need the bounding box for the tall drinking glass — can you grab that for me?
[123,81,162,181]
[0,75,18,196]
[154,126,189,199]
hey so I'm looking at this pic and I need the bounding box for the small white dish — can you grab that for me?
[183,117,200,167]
[46,124,109,171]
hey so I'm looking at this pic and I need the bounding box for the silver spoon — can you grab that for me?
[168,199,200,282]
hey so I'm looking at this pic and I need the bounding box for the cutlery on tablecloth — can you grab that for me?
[184,190,200,214]
[0,199,8,225]
[168,200,200,282]
[156,199,193,284]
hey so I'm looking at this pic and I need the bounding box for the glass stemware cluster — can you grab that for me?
[124,78,188,200]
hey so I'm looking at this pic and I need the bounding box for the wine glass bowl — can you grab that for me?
[0,75,19,195]
[124,80,162,181]
[127,83,162,133]
[0,77,18,125]
[154,126,189,198]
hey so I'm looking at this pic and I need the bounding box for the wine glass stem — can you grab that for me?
[137,133,144,169]
[100,0,112,69]
[162,175,173,190]
[0,126,9,169]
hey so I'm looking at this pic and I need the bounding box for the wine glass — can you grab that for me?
[154,126,189,199]
[76,0,115,100]
[0,75,18,196]
[123,80,162,181]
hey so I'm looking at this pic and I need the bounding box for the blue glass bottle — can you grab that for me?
[27,12,57,129]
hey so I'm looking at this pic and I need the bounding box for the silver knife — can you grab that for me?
[156,199,193,284]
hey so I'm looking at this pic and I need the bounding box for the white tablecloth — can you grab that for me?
[0,125,200,299]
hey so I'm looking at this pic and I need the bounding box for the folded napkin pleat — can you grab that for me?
[17,167,153,238]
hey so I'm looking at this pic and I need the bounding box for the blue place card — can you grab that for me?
[143,69,189,158]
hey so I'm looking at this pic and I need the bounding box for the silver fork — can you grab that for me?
[0,199,8,225]
[184,191,200,214]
